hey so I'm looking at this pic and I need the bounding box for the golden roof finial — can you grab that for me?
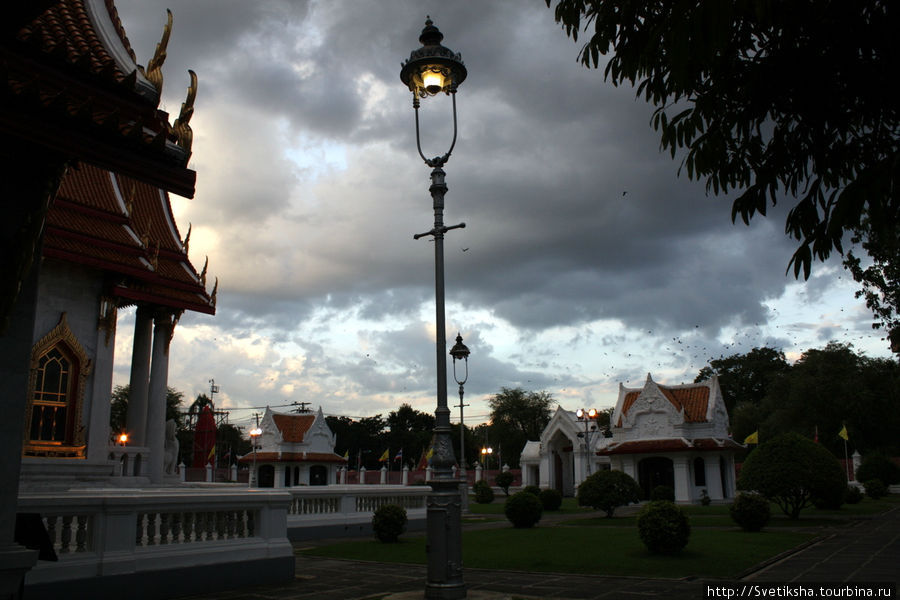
[173,69,197,158]
[210,277,218,308]
[149,241,160,271]
[144,9,173,94]
[125,184,136,218]
[199,256,208,286]
[182,223,191,253]
[140,221,150,248]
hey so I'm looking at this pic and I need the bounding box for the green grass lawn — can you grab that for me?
[466,496,588,515]
[301,494,897,579]
[301,526,814,578]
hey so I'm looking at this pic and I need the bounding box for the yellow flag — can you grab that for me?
[343,450,349,459]
[379,448,389,462]
[838,425,849,441]
[207,444,216,460]
[743,430,759,445]
[425,447,434,459]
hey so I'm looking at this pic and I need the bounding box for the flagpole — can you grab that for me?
[844,436,850,481]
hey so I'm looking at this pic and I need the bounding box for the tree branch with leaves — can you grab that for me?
[547,0,900,351]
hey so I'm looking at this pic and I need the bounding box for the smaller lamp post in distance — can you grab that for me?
[449,333,470,508]
[249,427,262,487]
[118,433,128,446]
[575,408,598,479]
[480,446,493,470]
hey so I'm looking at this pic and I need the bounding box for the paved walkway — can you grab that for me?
[180,505,899,599]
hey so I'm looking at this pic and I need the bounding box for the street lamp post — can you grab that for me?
[575,408,598,481]
[480,446,493,470]
[249,427,262,487]
[401,17,468,600]
[450,333,470,510]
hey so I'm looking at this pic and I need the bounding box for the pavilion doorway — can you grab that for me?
[638,456,674,499]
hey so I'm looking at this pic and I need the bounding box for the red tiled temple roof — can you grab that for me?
[597,438,743,456]
[618,384,711,426]
[43,162,214,314]
[272,414,316,443]
[3,0,196,196]
[238,452,347,464]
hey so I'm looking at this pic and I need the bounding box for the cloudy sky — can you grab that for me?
[112,1,892,432]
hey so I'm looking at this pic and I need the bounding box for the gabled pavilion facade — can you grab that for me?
[240,407,347,488]
[599,374,741,503]
[520,374,740,503]
[519,406,612,497]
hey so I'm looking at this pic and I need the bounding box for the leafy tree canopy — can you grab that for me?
[759,342,900,455]
[489,387,555,441]
[844,214,900,346]
[488,388,555,467]
[547,0,900,349]
[110,384,185,433]
[695,347,789,414]
[698,343,900,454]
[326,414,388,470]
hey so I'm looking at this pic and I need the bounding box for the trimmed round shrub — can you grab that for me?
[650,485,675,502]
[844,485,864,505]
[856,454,900,486]
[700,489,712,506]
[473,479,495,504]
[577,469,642,518]
[522,485,542,497]
[863,478,887,499]
[495,471,515,496]
[504,491,543,528]
[637,500,691,554]
[372,504,407,543]
[729,492,771,532]
[737,432,846,519]
[539,488,563,511]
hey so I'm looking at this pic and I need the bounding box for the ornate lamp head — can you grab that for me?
[400,17,467,98]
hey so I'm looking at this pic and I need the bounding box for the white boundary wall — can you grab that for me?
[18,488,293,586]
[18,484,432,587]
[285,484,429,529]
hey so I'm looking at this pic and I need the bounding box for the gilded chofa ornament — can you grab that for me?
[173,70,197,157]
[143,9,173,94]
[400,17,467,98]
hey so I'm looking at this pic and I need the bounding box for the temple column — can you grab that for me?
[721,455,736,499]
[125,305,153,446]
[0,252,42,595]
[146,310,174,484]
[273,464,284,488]
[86,300,117,463]
[705,455,724,500]
[673,455,691,503]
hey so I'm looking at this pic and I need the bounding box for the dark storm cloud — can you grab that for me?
[111,1,884,416]
[126,1,798,333]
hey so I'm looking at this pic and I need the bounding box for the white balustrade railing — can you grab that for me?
[285,485,429,528]
[18,488,292,586]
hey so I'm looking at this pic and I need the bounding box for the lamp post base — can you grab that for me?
[425,477,466,599]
